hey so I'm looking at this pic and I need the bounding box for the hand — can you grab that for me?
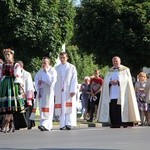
[43,66,48,72]
[38,80,42,85]
[70,92,75,97]
[27,100,32,106]
[110,80,119,85]
[91,93,95,97]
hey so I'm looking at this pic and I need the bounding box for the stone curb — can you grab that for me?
[53,122,102,129]
[35,118,103,129]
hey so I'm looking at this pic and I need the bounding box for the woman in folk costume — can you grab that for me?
[135,72,148,126]
[55,52,78,130]
[31,57,57,131]
[0,48,26,133]
[97,56,140,128]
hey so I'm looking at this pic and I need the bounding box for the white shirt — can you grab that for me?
[110,69,120,99]
[59,63,68,89]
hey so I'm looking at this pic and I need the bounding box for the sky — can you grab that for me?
[74,0,81,6]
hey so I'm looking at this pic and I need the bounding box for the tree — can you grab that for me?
[74,0,150,76]
[66,45,108,83]
[0,0,75,72]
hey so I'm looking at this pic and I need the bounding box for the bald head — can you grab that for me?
[112,56,121,68]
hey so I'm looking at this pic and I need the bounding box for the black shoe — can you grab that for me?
[43,126,49,131]
[87,119,92,122]
[60,127,66,130]
[123,125,128,128]
[38,125,45,131]
[110,125,120,128]
[122,123,128,128]
[65,125,71,130]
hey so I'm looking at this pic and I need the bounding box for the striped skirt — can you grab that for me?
[0,76,27,114]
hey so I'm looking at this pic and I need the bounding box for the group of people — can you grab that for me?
[80,56,150,128]
[30,52,78,131]
[0,49,78,132]
[135,72,150,126]
[79,70,103,122]
[0,48,149,132]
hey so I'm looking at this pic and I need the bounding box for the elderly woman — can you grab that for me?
[135,72,148,126]
[80,76,91,120]
[0,48,26,132]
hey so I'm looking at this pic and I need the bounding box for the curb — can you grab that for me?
[53,122,102,129]
[34,118,103,129]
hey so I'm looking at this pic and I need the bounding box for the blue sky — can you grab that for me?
[74,0,81,5]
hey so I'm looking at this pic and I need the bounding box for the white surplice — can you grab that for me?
[22,69,35,105]
[55,62,78,128]
[32,66,57,131]
[97,65,140,123]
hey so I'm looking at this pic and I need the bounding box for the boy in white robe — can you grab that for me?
[55,52,78,130]
[33,57,57,131]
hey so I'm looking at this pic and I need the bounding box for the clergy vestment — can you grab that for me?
[97,65,140,124]
[55,62,78,128]
[22,69,35,129]
[31,66,57,131]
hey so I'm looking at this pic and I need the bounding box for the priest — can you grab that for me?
[55,52,78,130]
[97,56,140,128]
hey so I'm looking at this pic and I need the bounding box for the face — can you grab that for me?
[112,57,121,67]
[59,54,68,64]
[42,58,50,68]
[94,70,99,78]
[84,79,90,84]
[139,75,146,82]
[4,52,14,63]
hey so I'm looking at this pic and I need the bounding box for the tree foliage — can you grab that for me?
[66,45,108,83]
[0,0,75,72]
[74,0,150,75]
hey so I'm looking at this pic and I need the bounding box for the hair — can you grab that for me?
[84,76,90,80]
[59,52,68,57]
[112,56,121,61]
[42,56,50,63]
[17,60,24,68]
[3,48,14,55]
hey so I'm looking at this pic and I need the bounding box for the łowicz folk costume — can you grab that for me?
[14,65,35,130]
[55,62,78,129]
[97,65,140,126]
[31,66,57,131]
[0,51,26,114]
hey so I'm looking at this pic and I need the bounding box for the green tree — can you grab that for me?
[74,0,150,76]
[0,0,75,72]
[66,45,108,83]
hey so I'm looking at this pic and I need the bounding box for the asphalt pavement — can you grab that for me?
[0,126,150,150]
